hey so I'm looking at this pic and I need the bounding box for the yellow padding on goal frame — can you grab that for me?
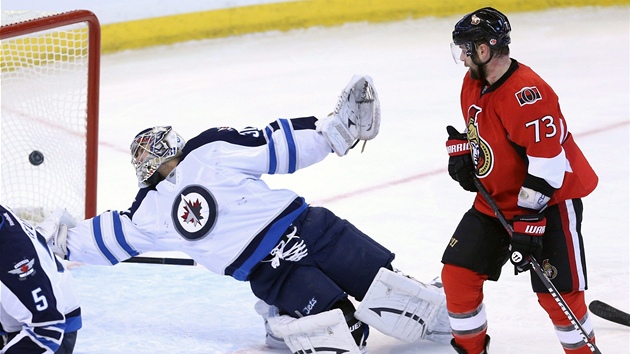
[100,0,630,54]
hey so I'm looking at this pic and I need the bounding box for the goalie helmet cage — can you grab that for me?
[1,9,100,222]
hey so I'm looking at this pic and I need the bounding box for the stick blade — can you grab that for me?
[589,300,630,327]
[123,256,196,266]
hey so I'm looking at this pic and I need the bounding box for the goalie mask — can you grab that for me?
[130,126,185,188]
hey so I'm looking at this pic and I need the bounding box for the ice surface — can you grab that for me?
[70,6,629,353]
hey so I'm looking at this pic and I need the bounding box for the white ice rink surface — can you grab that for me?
[70,6,629,353]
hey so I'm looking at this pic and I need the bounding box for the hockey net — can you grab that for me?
[1,10,100,223]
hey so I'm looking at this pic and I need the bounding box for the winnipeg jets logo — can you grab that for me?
[171,185,218,241]
[9,258,36,279]
[303,297,317,315]
[181,196,204,226]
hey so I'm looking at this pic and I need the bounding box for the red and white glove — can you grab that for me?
[510,214,546,273]
[445,125,477,192]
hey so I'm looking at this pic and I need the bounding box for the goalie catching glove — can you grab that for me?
[35,208,77,257]
[317,75,381,156]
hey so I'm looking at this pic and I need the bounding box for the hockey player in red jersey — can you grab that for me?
[442,7,599,354]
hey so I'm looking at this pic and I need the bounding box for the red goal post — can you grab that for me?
[1,10,100,222]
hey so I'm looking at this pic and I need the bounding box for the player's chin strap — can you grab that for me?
[355,268,452,344]
[316,74,381,156]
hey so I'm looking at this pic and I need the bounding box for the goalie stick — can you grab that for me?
[123,256,196,266]
[472,176,602,354]
[589,300,630,327]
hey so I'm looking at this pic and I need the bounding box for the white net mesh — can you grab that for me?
[1,11,57,26]
[1,10,97,223]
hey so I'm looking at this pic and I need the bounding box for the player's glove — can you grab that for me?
[316,75,380,156]
[445,125,477,192]
[36,208,77,257]
[510,214,546,273]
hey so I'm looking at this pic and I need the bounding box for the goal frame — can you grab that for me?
[1,9,100,219]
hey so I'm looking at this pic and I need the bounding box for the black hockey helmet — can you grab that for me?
[452,7,511,49]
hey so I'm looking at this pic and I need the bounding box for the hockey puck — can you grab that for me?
[29,150,44,166]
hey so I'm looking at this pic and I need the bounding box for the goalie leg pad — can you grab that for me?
[355,268,446,343]
[317,75,380,156]
[268,309,365,354]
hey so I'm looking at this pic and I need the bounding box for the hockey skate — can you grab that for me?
[254,300,289,349]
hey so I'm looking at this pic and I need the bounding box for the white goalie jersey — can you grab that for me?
[65,117,332,280]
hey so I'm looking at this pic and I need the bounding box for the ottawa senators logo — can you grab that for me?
[541,259,558,280]
[171,185,218,241]
[466,105,494,177]
[515,86,542,106]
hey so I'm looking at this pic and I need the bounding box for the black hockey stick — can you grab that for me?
[472,177,602,354]
[589,300,630,327]
[123,256,196,266]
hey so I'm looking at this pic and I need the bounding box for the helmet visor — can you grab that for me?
[130,131,158,170]
[450,42,471,64]
[130,134,160,184]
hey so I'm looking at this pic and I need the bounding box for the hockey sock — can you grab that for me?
[537,291,596,353]
[442,264,489,353]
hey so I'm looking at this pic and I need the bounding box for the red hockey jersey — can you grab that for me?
[459,60,598,219]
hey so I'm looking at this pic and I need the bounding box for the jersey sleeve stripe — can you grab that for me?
[92,215,120,265]
[112,212,140,258]
[527,150,566,189]
[32,324,64,341]
[265,126,278,174]
[26,326,63,352]
[64,308,83,332]
[279,119,297,173]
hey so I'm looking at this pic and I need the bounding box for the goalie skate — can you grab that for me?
[254,300,289,349]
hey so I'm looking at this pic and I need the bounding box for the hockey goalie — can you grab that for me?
[36,75,451,353]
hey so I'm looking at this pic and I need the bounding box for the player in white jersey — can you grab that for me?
[43,76,451,353]
[0,204,82,354]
